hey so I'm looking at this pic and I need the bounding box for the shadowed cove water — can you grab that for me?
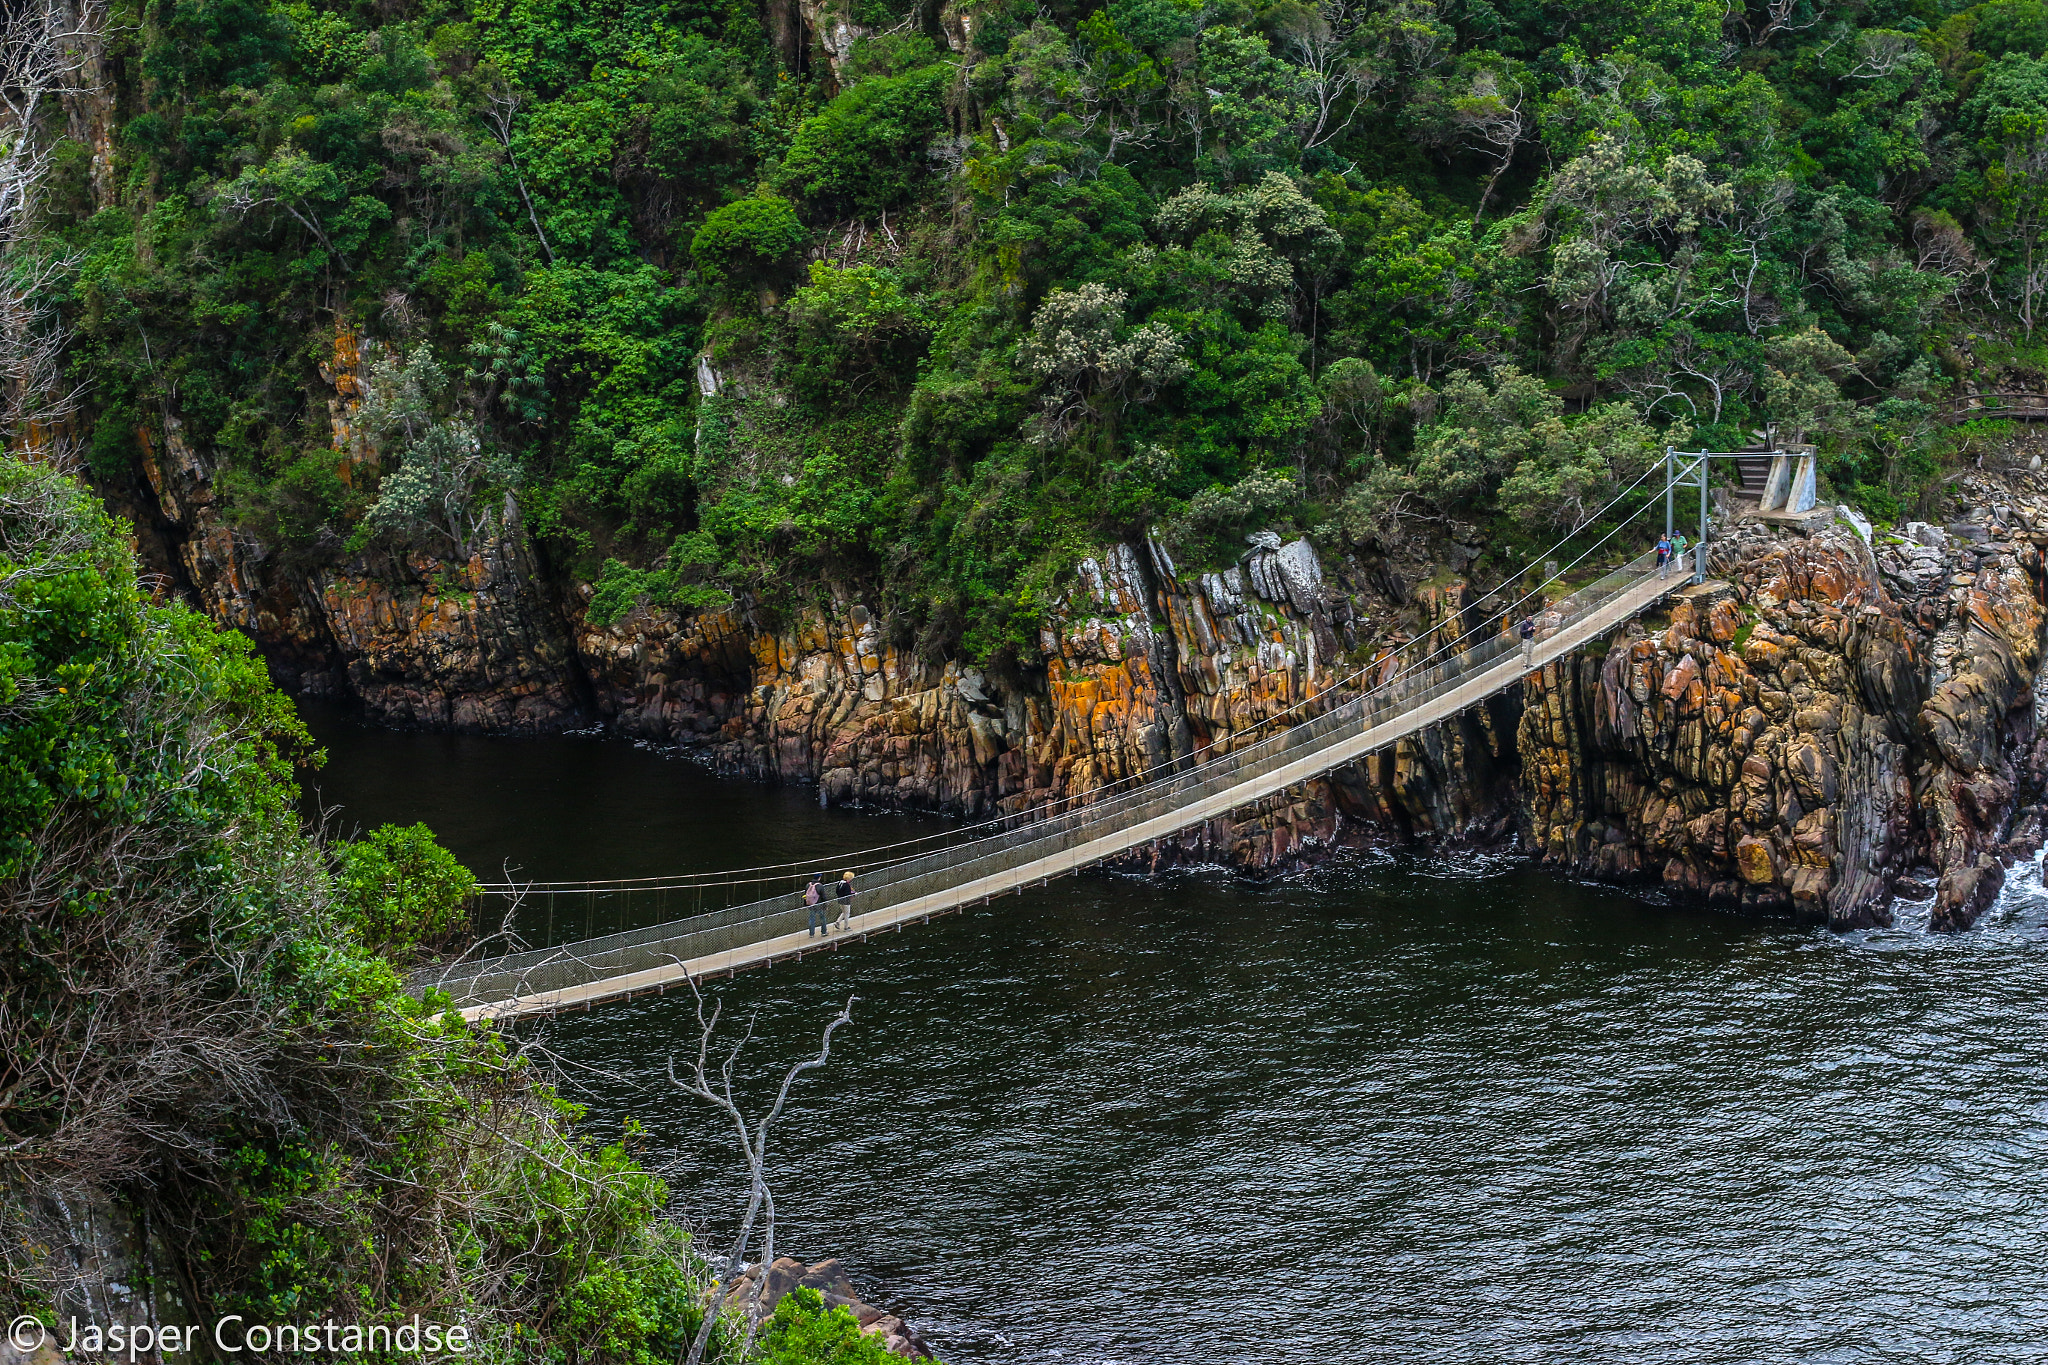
[303,704,2048,1363]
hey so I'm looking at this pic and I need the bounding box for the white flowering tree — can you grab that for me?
[0,0,102,446]
[355,347,518,559]
[1017,283,1189,447]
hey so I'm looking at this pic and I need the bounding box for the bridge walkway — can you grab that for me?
[434,554,1686,1022]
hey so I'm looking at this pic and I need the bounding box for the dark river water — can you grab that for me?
[302,704,2048,1364]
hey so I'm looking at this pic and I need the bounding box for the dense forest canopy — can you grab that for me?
[48,0,2048,660]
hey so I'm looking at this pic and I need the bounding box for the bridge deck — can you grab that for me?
[457,565,1683,1021]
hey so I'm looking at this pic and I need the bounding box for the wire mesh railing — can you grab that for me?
[416,550,1674,1013]
[463,462,1686,920]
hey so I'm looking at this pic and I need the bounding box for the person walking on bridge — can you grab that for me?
[834,869,855,932]
[1518,615,1537,668]
[1671,531,1690,576]
[805,873,828,937]
[1656,533,1673,578]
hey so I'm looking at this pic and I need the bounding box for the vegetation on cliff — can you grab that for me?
[0,451,902,1360]
[42,1,2048,658]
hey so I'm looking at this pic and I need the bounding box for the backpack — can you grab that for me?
[804,882,820,906]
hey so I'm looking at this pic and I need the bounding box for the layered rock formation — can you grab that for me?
[134,330,587,731]
[576,531,1521,870]
[1521,477,2048,929]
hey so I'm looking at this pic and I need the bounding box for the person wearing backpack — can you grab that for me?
[805,873,828,937]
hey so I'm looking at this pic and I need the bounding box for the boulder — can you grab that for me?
[1932,854,2006,932]
[723,1256,933,1359]
[1735,834,1780,885]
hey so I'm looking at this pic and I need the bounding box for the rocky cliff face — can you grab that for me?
[1520,475,2048,930]
[574,531,1522,871]
[135,329,588,732]
[125,327,2048,924]
[134,327,1526,871]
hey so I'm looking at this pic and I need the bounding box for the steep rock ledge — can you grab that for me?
[129,327,1522,860]
[133,332,588,731]
[1522,478,2048,929]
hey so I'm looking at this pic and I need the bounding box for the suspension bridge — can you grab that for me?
[419,451,1733,1021]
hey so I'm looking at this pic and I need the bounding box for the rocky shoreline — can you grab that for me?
[726,1257,933,1359]
[1520,497,2048,929]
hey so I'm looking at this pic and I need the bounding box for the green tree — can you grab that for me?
[217,142,390,271]
[1983,112,2048,335]
[1325,366,1657,544]
[352,347,518,558]
[785,261,934,396]
[1760,327,1859,444]
[776,64,953,216]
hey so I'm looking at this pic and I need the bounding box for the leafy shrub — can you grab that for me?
[586,531,732,626]
[775,64,951,216]
[1161,467,1299,564]
[332,822,477,952]
[1850,484,1904,523]
[1324,367,1657,548]
[787,262,932,348]
[692,195,807,284]
[87,401,140,484]
[785,261,934,399]
[348,347,517,558]
[755,1287,904,1365]
[229,448,358,568]
[842,32,941,85]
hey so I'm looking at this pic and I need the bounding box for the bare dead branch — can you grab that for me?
[667,971,855,1365]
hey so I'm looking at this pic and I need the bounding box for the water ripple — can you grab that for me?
[533,852,2048,1364]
